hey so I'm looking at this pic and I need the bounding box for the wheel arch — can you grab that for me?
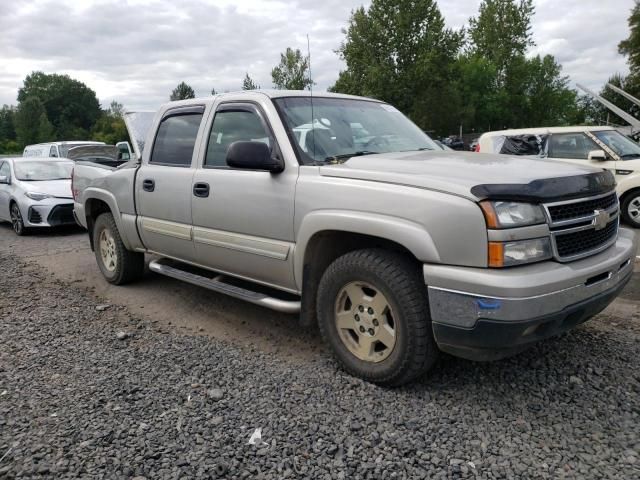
[83,190,132,251]
[295,211,438,326]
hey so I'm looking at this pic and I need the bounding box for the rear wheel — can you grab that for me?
[317,249,438,386]
[622,190,640,228]
[10,202,27,236]
[93,212,145,284]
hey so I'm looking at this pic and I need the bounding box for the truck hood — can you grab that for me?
[21,179,72,199]
[319,150,612,201]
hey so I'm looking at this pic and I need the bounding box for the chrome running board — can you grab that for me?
[148,259,301,314]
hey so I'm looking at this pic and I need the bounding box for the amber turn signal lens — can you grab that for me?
[479,201,499,228]
[488,242,504,268]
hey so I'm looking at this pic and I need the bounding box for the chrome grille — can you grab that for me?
[544,192,620,262]
[547,192,617,223]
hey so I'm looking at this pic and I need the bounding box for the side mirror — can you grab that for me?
[226,141,284,173]
[0,175,9,184]
[587,149,607,161]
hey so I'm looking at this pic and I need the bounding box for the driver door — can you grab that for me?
[190,102,298,292]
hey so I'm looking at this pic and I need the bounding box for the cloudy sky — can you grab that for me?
[0,0,634,110]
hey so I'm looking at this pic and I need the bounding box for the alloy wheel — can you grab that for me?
[10,204,23,235]
[628,195,640,225]
[334,281,397,363]
[99,228,118,272]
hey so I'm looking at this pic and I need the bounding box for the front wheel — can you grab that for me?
[93,212,145,284]
[317,249,438,386]
[622,191,640,228]
[10,203,27,236]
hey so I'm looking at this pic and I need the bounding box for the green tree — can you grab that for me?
[36,112,55,142]
[619,1,640,76]
[242,73,260,90]
[0,105,16,142]
[271,47,313,90]
[468,0,535,79]
[331,0,463,134]
[14,97,48,146]
[91,106,129,146]
[170,82,196,101]
[18,71,101,139]
[109,100,124,119]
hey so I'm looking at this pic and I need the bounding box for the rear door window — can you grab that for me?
[150,113,203,166]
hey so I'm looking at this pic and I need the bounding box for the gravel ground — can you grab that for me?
[1,253,639,479]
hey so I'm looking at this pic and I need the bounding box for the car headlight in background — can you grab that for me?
[488,237,552,267]
[480,201,546,228]
[25,192,52,201]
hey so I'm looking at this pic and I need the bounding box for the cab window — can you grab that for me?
[547,133,599,160]
[150,113,203,166]
[205,108,271,168]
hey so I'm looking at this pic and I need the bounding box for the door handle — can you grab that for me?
[193,182,210,198]
[142,179,155,192]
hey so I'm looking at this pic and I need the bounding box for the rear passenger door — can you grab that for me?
[135,106,205,263]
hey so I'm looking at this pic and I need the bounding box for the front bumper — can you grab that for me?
[22,200,76,228]
[425,228,637,361]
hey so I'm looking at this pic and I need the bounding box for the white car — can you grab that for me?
[0,157,75,235]
[478,126,640,227]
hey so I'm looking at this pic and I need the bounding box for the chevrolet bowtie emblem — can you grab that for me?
[592,209,610,231]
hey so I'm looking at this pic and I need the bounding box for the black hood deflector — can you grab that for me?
[471,170,616,203]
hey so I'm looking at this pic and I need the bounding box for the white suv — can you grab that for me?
[478,126,640,227]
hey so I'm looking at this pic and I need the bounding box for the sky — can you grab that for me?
[0,0,634,111]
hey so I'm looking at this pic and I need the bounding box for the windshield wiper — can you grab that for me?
[621,153,640,159]
[324,151,379,163]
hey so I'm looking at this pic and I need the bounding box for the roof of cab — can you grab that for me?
[164,89,384,108]
[480,126,617,137]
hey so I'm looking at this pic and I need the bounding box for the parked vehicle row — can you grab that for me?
[71,90,636,386]
[0,158,75,235]
[478,126,640,228]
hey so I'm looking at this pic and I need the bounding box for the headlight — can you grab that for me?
[480,201,546,228]
[25,192,52,201]
[489,238,552,267]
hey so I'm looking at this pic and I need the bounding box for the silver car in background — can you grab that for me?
[0,158,75,235]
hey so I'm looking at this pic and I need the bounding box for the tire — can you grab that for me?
[317,248,438,386]
[10,202,28,236]
[93,212,145,285]
[621,190,640,228]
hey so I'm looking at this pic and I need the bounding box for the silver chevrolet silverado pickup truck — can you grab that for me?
[73,90,637,386]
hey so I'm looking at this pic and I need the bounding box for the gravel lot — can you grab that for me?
[1,252,639,479]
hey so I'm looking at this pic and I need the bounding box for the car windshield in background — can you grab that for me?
[274,97,438,164]
[14,161,73,181]
[593,130,640,160]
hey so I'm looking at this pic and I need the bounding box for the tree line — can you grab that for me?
[1,0,638,154]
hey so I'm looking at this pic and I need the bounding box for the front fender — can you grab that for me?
[293,210,440,288]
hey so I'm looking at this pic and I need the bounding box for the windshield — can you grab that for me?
[14,161,73,181]
[274,97,438,164]
[592,130,640,160]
